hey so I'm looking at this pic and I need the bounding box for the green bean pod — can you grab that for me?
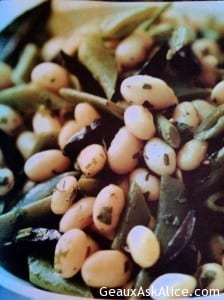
[194,115,224,141]
[0,83,73,113]
[12,44,40,84]
[155,113,181,148]
[78,33,117,99]
[195,103,224,134]
[28,256,92,297]
[0,196,54,244]
[60,88,124,120]
[111,182,151,250]
[154,175,190,253]
[130,268,153,300]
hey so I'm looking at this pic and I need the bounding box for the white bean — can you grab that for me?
[81,250,132,287]
[149,273,196,300]
[58,120,82,149]
[77,144,107,177]
[93,184,125,235]
[177,139,208,171]
[74,103,100,127]
[120,75,178,110]
[115,32,153,69]
[124,105,156,140]
[51,175,78,215]
[143,137,176,176]
[24,149,71,182]
[0,104,23,136]
[85,235,100,257]
[31,62,69,92]
[192,38,220,58]
[32,106,61,134]
[16,131,36,159]
[59,196,95,232]
[54,229,88,278]
[127,225,160,268]
[0,168,15,196]
[107,126,143,174]
[211,80,224,105]
[173,101,200,131]
[192,99,215,120]
[41,37,65,61]
[129,168,160,201]
[197,263,224,291]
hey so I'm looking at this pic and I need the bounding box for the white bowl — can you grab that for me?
[0,1,224,299]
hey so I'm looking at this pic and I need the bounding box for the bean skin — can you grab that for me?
[93,184,125,235]
[81,250,132,288]
[51,175,78,215]
[54,229,88,278]
[24,149,71,182]
[59,196,95,232]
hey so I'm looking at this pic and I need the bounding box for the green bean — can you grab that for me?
[155,113,181,148]
[28,256,92,297]
[0,196,54,244]
[78,33,117,100]
[0,83,73,113]
[130,269,153,300]
[100,5,159,39]
[137,3,172,32]
[154,175,190,253]
[111,182,151,251]
[60,88,124,120]
[194,115,224,140]
[78,176,108,196]
[195,103,224,134]
[12,44,40,84]
[167,25,196,60]
[206,191,224,213]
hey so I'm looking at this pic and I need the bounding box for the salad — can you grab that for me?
[0,1,224,299]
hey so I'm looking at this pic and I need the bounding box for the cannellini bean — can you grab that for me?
[173,101,200,131]
[127,225,160,268]
[211,80,224,105]
[129,168,160,201]
[31,62,69,92]
[192,38,220,58]
[120,75,178,110]
[177,139,208,171]
[115,32,153,69]
[41,36,65,61]
[149,273,197,300]
[32,106,61,134]
[143,137,176,176]
[196,263,224,291]
[54,229,88,278]
[192,99,215,120]
[0,62,13,90]
[16,131,36,159]
[0,104,23,136]
[124,105,156,140]
[24,149,70,182]
[81,250,132,287]
[74,103,101,127]
[51,175,78,215]
[0,168,15,196]
[77,144,107,177]
[93,184,125,235]
[107,126,143,174]
[58,120,82,149]
[59,196,95,232]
